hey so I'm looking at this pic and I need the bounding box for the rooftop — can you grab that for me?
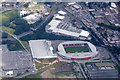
[58,10,67,15]
[48,19,90,37]
[23,13,42,24]
[55,15,65,20]
[29,40,57,59]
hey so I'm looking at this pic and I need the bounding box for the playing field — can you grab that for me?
[64,46,91,53]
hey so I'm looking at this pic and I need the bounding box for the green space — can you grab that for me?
[25,62,68,78]
[37,58,56,63]
[0,26,15,34]
[64,46,90,53]
[54,71,74,76]
[3,18,42,36]
[7,40,24,51]
[21,41,30,51]
[2,32,12,39]
[32,3,41,9]
[115,64,120,74]
[20,16,78,41]
[2,40,24,51]
[1,10,20,24]
[23,2,30,8]
[12,18,30,35]
[38,62,68,73]
[35,61,42,70]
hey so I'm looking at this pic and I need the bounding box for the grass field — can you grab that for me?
[64,46,90,53]
[1,10,20,24]
[0,26,15,34]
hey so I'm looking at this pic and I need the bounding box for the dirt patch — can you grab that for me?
[41,70,56,78]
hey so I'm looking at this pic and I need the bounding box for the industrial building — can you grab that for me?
[46,10,90,39]
[29,40,57,59]
[85,62,119,78]
[23,13,42,24]
[58,10,67,15]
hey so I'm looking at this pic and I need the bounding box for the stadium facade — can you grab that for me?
[57,41,98,60]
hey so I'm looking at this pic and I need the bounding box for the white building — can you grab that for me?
[58,10,67,15]
[20,10,28,16]
[23,13,42,24]
[29,40,57,59]
[47,20,90,38]
[111,3,117,8]
[55,15,65,20]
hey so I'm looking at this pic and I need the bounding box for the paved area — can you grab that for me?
[1,45,34,77]
[97,47,111,60]
[51,40,66,53]
[0,45,2,77]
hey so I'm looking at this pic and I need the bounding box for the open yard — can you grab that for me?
[25,62,68,78]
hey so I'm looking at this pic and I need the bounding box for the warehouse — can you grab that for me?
[29,40,57,59]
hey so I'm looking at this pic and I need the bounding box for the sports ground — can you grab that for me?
[63,44,91,53]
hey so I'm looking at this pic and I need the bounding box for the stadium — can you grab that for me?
[57,41,98,60]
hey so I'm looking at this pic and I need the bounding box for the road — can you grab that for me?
[0,2,27,13]
[15,71,37,78]
[0,30,38,78]
[2,10,56,41]
[0,30,29,52]
[62,3,120,67]
[62,6,103,45]
[78,63,88,80]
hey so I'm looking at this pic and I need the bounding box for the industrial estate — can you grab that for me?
[0,1,120,79]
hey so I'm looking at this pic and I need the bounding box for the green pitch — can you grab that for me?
[64,46,91,54]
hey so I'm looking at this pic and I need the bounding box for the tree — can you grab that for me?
[13,19,31,35]
[23,3,29,8]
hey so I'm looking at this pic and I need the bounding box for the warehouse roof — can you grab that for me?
[48,20,61,30]
[79,30,90,37]
[58,10,67,15]
[29,40,57,59]
[52,29,80,37]
[55,15,65,20]
[48,19,89,37]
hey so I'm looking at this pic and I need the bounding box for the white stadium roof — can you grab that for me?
[58,10,67,15]
[58,41,98,59]
[29,40,57,59]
